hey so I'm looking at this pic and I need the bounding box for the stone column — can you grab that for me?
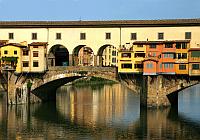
[7,72,17,105]
[69,54,73,66]
[140,75,172,108]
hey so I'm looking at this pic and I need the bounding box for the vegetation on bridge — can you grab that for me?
[71,76,117,86]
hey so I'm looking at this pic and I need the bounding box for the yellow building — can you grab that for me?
[118,44,134,73]
[0,42,48,73]
[0,43,26,73]
[132,42,146,73]
[188,48,200,76]
[175,41,190,75]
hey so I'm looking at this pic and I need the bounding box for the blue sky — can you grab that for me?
[0,0,199,21]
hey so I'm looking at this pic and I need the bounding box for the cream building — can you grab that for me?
[0,19,200,66]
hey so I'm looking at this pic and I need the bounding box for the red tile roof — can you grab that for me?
[29,42,48,46]
[0,19,200,28]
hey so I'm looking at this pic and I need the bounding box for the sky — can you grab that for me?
[0,0,200,21]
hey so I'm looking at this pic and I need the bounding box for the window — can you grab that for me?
[121,53,131,58]
[165,43,173,48]
[191,51,200,57]
[9,33,14,39]
[80,33,86,40]
[182,53,187,59]
[121,64,132,69]
[137,45,143,47]
[149,44,156,48]
[135,53,145,58]
[164,63,169,68]
[56,33,61,40]
[112,51,116,56]
[147,63,153,69]
[185,32,191,39]
[131,33,137,40]
[177,53,181,59]
[23,61,29,67]
[14,50,17,55]
[33,51,38,57]
[32,33,37,40]
[106,32,111,39]
[182,43,187,49]
[33,46,38,48]
[176,43,181,49]
[112,58,116,63]
[160,63,162,69]
[179,64,186,70]
[135,64,143,68]
[192,64,199,70]
[158,32,164,40]
[4,50,8,54]
[169,63,174,69]
[23,50,29,56]
[33,61,39,67]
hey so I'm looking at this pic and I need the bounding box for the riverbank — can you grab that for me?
[71,76,117,86]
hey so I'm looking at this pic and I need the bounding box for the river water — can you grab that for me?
[0,83,200,139]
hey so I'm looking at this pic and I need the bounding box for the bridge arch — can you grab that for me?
[97,44,117,67]
[48,44,69,67]
[72,45,95,66]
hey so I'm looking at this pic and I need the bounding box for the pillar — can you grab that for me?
[69,54,73,66]
[140,75,172,108]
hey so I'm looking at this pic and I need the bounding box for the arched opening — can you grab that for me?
[73,45,94,66]
[48,45,69,67]
[97,45,117,67]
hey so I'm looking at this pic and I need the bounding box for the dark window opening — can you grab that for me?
[135,63,143,69]
[23,50,29,56]
[14,50,17,55]
[33,51,38,57]
[121,64,132,69]
[179,64,186,70]
[192,64,199,70]
[32,33,37,40]
[23,61,29,67]
[185,32,191,39]
[165,43,173,48]
[9,33,14,39]
[106,32,111,39]
[131,33,137,40]
[4,50,8,54]
[33,61,39,67]
[56,33,62,40]
[176,43,181,49]
[80,33,86,40]
[149,44,156,48]
[135,53,145,58]
[121,53,131,58]
[158,32,164,40]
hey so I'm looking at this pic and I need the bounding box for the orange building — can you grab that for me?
[188,48,200,76]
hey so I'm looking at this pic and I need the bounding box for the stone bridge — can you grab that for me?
[140,75,200,108]
[31,66,118,102]
[4,66,200,108]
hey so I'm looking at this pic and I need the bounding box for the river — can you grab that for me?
[0,83,200,139]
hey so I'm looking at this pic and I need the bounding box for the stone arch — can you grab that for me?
[48,44,69,67]
[97,44,117,67]
[72,45,95,66]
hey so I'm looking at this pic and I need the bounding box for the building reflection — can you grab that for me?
[56,84,130,127]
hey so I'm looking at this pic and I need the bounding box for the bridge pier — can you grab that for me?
[140,75,200,108]
[140,75,172,108]
[7,72,41,105]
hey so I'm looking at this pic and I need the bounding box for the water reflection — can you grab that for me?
[0,83,200,139]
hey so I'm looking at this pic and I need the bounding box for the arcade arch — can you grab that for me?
[48,44,69,67]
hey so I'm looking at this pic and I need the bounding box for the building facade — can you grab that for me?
[0,19,200,75]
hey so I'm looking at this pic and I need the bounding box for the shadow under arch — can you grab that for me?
[97,44,117,67]
[48,44,69,66]
[72,45,94,66]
